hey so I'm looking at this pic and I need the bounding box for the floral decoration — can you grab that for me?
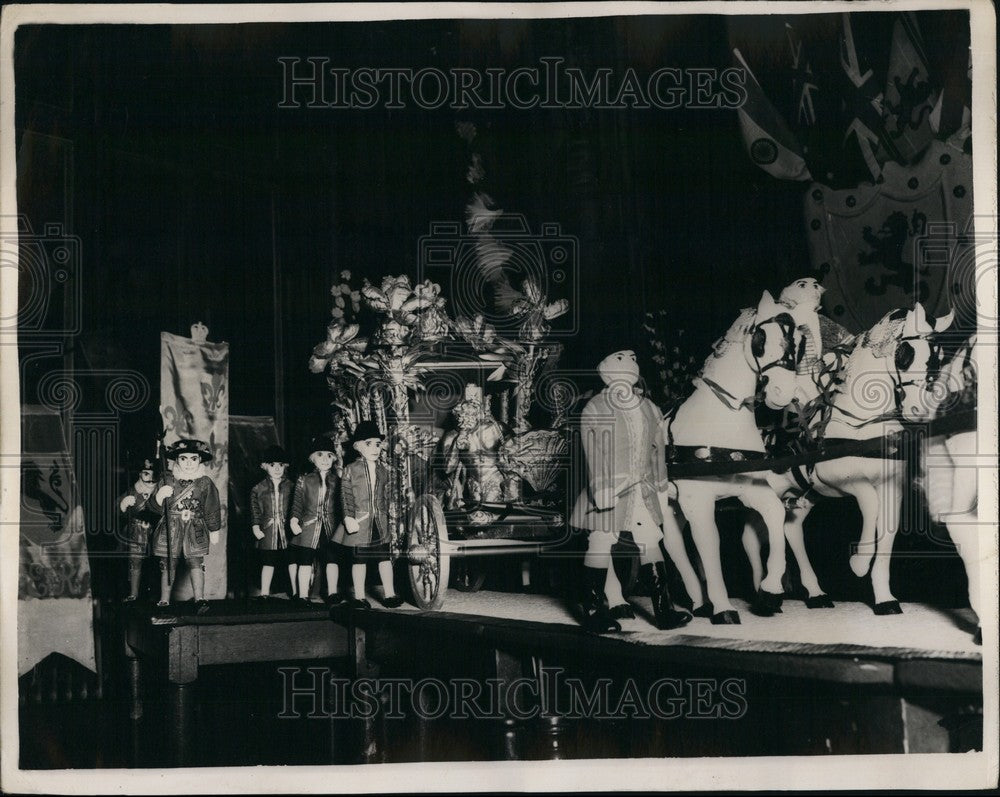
[509,278,569,343]
[308,322,368,375]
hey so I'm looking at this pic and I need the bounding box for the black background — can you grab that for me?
[14,13,974,606]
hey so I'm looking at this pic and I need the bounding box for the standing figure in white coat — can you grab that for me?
[570,349,693,633]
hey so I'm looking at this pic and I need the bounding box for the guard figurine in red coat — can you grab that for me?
[118,458,157,602]
[250,445,293,599]
[147,438,222,614]
[331,421,404,609]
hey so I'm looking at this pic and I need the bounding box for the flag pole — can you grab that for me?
[155,428,173,587]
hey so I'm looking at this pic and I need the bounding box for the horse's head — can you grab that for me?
[923,332,978,418]
[746,291,808,409]
[891,304,953,421]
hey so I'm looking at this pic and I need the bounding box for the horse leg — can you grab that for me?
[661,504,707,612]
[741,512,765,593]
[678,482,738,622]
[740,483,786,601]
[871,470,903,612]
[944,433,981,627]
[948,516,981,625]
[784,503,827,602]
[835,477,879,578]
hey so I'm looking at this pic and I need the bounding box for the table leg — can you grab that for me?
[347,624,377,678]
[167,683,195,766]
[128,655,143,721]
[163,626,200,765]
[494,648,534,760]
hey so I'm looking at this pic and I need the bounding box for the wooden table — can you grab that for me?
[124,599,346,764]
[330,595,983,759]
[122,594,982,762]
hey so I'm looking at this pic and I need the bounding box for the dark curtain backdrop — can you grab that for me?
[15,16,972,605]
[16,18,821,456]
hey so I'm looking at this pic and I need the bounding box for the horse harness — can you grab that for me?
[665,310,802,470]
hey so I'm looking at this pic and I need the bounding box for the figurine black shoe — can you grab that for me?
[579,567,621,634]
[609,603,635,621]
[750,588,784,617]
[805,593,834,609]
[381,595,404,609]
[639,561,692,630]
[692,602,714,619]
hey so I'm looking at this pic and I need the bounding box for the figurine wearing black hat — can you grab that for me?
[289,436,342,604]
[330,420,403,609]
[118,458,158,602]
[147,438,222,614]
[250,444,293,599]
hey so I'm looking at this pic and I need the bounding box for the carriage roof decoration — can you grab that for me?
[308,240,570,507]
[309,270,569,427]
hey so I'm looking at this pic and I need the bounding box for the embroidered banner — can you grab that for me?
[160,331,229,598]
[727,12,970,188]
[18,407,96,675]
[805,140,974,334]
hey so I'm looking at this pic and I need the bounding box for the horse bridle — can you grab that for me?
[823,332,942,429]
[892,333,944,410]
[749,312,801,376]
[696,312,802,413]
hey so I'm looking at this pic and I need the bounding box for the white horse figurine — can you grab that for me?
[665,290,814,624]
[920,333,981,642]
[746,304,954,616]
[741,343,852,608]
[741,278,851,608]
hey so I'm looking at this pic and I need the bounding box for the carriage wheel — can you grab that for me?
[452,560,487,593]
[406,494,450,610]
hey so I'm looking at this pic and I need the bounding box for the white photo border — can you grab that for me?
[1,1,996,793]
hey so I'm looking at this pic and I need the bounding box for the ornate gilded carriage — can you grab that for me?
[310,273,573,609]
